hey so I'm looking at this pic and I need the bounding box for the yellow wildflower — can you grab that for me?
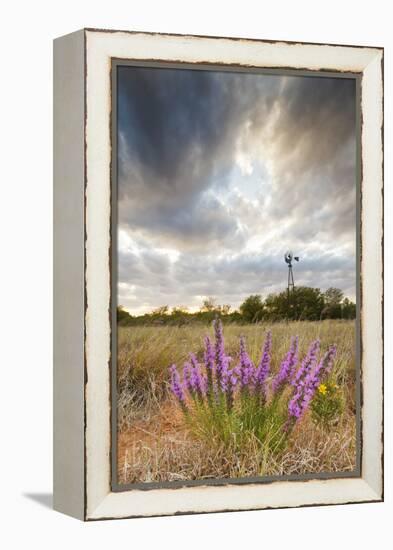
[318,383,327,395]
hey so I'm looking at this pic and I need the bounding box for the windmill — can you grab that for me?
[284,250,300,293]
[284,250,299,320]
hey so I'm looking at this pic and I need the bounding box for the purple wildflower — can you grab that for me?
[255,331,272,400]
[213,318,226,383]
[300,345,337,411]
[287,386,304,422]
[286,340,320,427]
[189,353,206,400]
[238,336,255,389]
[218,355,231,393]
[292,339,320,387]
[213,318,233,399]
[287,344,336,426]
[272,336,299,394]
[221,364,240,411]
[204,335,215,398]
[169,364,186,409]
[204,336,215,371]
[182,362,192,392]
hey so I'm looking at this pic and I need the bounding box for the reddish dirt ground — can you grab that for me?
[117,401,184,476]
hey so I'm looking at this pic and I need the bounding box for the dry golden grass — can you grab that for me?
[117,320,356,484]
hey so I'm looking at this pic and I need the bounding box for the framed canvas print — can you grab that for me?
[53,28,384,520]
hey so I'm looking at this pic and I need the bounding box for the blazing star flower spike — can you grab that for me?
[272,335,299,394]
[301,345,337,409]
[287,343,337,425]
[204,335,215,398]
[204,336,215,372]
[188,353,207,399]
[292,338,320,387]
[238,336,255,388]
[255,330,272,400]
[213,318,226,381]
[169,364,186,406]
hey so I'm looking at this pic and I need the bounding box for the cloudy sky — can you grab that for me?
[117,65,357,315]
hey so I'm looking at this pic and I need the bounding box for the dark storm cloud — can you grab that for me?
[119,189,246,250]
[268,76,356,235]
[275,76,356,172]
[118,67,282,249]
[117,66,357,313]
[117,66,281,193]
[118,66,234,194]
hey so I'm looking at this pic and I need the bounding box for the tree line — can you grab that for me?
[117,286,356,326]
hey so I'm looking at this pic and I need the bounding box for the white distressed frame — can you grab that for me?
[56,29,384,521]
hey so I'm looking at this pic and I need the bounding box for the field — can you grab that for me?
[117,320,356,484]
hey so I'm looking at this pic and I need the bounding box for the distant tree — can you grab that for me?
[240,295,264,323]
[151,305,169,316]
[294,286,325,320]
[200,297,217,312]
[170,306,190,326]
[117,305,133,325]
[342,297,356,319]
[323,287,344,319]
[264,292,287,320]
[324,287,344,305]
[221,304,231,315]
[173,305,189,313]
[264,287,325,321]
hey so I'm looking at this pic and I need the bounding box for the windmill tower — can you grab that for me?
[284,250,300,312]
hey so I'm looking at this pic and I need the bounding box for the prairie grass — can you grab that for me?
[117,320,356,484]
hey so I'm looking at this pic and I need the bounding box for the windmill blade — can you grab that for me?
[284,250,293,264]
